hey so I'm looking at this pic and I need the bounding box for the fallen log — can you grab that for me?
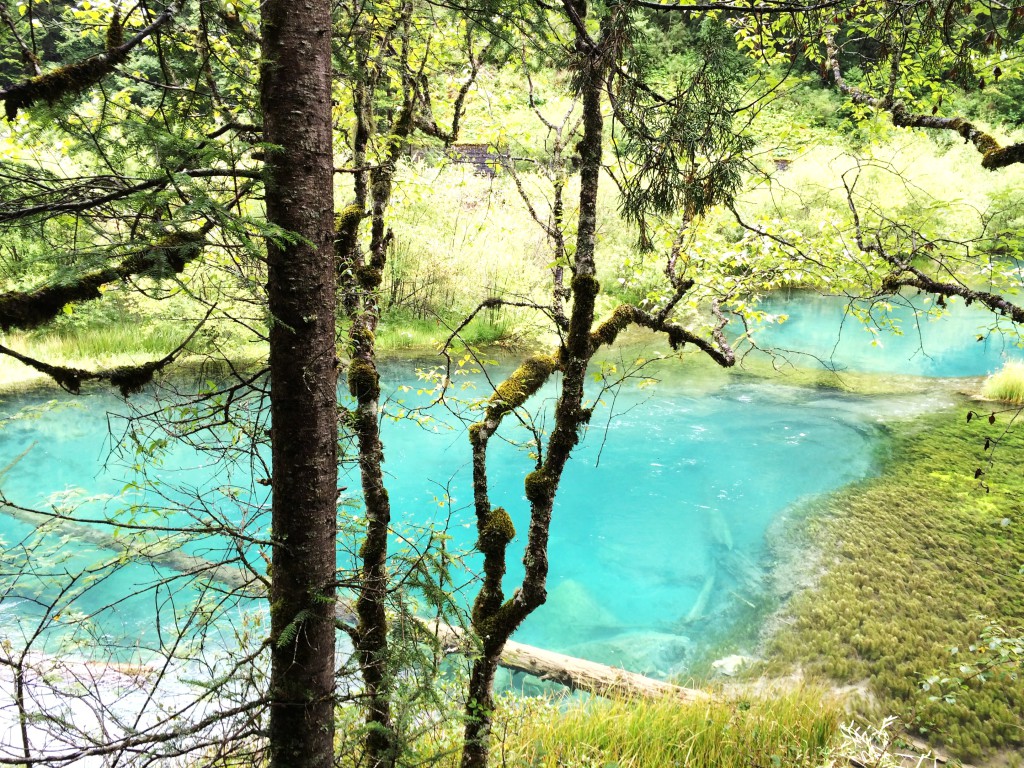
[429,620,709,702]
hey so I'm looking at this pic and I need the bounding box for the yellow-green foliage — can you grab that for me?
[982,361,1024,404]
[333,687,842,768]
[488,689,840,768]
[767,407,1024,760]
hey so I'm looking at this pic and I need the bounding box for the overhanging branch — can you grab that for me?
[825,32,1024,170]
[0,2,182,120]
[590,302,736,367]
[0,306,213,395]
[0,228,209,332]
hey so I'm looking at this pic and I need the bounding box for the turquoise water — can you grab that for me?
[0,365,893,676]
[0,292,1016,676]
[742,291,1024,376]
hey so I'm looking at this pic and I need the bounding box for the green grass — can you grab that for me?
[488,689,841,768]
[765,405,1024,760]
[375,309,532,353]
[982,361,1024,404]
[335,687,845,768]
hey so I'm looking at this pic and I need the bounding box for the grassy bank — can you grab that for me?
[765,405,1024,761]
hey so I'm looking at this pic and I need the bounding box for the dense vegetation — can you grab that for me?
[768,407,1024,760]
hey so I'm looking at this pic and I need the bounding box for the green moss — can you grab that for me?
[346,359,380,401]
[148,231,204,274]
[349,325,375,356]
[355,265,382,290]
[478,507,515,554]
[766,406,1024,760]
[590,304,636,349]
[571,273,600,303]
[4,46,129,119]
[105,11,123,51]
[335,204,363,233]
[982,142,1024,170]
[524,468,553,506]
[486,354,557,419]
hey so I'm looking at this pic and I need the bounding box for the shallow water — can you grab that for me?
[0,369,898,676]
[0,293,1016,677]
[742,291,1024,377]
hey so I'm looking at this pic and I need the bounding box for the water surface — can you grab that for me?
[0,292,1014,677]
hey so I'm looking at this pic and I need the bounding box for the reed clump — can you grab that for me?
[982,361,1024,404]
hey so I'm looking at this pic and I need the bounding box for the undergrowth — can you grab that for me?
[335,687,844,768]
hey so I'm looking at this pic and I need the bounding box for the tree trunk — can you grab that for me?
[261,1,338,766]
[460,7,608,765]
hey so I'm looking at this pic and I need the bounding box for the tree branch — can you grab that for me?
[0,169,261,224]
[0,306,213,395]
[825,32,1024,170]
[0,2,181,120]
[590,302,736,366]
[0,228,210,332]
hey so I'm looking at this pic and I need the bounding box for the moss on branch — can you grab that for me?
[485,354,558,421]
[478,507,515,556]
[347,359,380,401]
[0,231,204,332]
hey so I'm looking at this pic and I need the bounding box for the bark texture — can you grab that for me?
[261,1,338,766]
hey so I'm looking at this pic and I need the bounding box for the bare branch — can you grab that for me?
[0,169,261,224]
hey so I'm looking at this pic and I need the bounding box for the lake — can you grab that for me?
[0,292,1019,679]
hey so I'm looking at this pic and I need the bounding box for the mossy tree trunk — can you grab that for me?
[459,4,609,765]
[261,1,338,766]
[340,9,423,764]
[335,10,488,763]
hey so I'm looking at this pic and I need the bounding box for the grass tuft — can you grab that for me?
[487,689,841,768]
[334,686,844,768]
[982,360,1024,403]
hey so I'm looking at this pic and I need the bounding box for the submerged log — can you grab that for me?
[685,569,716,624]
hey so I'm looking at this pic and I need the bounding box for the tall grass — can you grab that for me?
[489,689,841,768]
[982,360,1024,403]
[339,687,844,768]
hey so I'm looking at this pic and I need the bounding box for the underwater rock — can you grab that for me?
[568,631,693,678]
[531,579,619,647]
[711,654,752,676]
[597,535,712,586]
[717,548,765,595]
